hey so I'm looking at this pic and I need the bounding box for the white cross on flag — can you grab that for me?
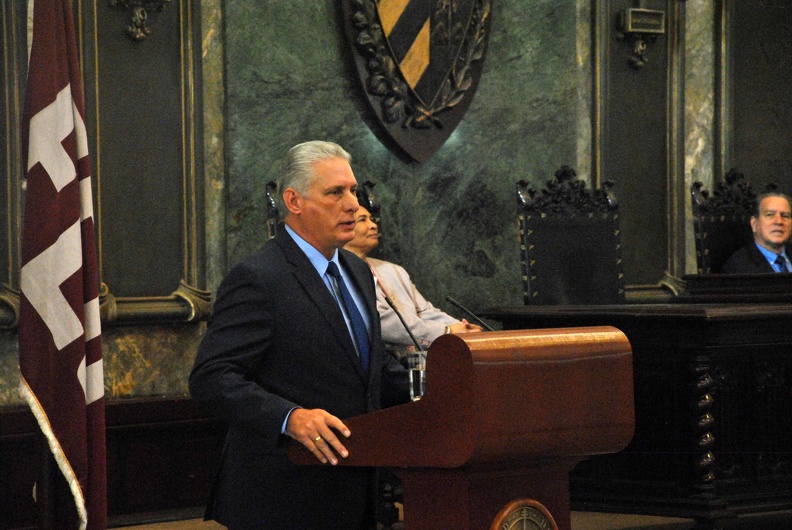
[19,1,107,529]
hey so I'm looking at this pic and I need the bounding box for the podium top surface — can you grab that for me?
[289,327,634,469]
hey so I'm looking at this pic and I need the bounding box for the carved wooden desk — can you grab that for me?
[483,304,792,530]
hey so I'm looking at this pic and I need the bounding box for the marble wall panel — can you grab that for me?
[203,0,228,290]
[0,334,20,404]
[223,0,582,317]
[0,1,728,407]
[100,325,205,398]
[0,326,203,406]
[685,0,716,274]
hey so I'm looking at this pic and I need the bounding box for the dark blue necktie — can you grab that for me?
[326,261,370,372]
[775,254,789,273]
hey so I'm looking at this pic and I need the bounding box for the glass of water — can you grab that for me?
[406,351,427,401]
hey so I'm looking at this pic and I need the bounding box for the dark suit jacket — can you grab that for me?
[189,230,408,530]
[721,241,790,274]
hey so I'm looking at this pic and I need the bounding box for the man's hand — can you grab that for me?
[286,408,351,465]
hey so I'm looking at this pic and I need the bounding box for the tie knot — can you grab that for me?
[326,261,341,279]
[776,254,788,272]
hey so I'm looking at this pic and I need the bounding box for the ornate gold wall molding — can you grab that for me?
[0,280,211,329]
[1,4,205,332]
[84,0,208,325]
[0,285,20,329]
[99,280,211,325]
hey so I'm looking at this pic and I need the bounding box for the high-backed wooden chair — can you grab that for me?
[265,180,279,240]
[356,180,380,224]
[517,166,624,305]
[264,180,379,240]
[351,179,400,527]
[690,169,756,274]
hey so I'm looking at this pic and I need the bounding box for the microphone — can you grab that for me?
[383,295,425,352]
[445,296,495,332]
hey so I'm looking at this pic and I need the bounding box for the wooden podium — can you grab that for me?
[289,328,634,530]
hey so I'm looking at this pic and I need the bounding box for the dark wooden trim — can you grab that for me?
[0,397,226,529]
[483,302,792,529]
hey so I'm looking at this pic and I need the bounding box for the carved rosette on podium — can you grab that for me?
[289,328,634,530]
[490,499,558,530]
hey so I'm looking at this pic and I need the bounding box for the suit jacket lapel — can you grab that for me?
[339,250,378,334]
[340,250,381,380]
[748,241,776,273]
[275,232,369,379]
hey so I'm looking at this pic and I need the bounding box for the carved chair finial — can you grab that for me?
[518,166,618,214]
[692,168,756,216]
[355,180,381,225]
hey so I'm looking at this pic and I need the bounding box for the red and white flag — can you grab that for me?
[19,1,106,529]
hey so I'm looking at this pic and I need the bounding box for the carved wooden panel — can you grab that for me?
[485,304,792,528]
[0,398,226,528]
[599,0,673,288]
[79,0,209,323]
[1,0,209,328]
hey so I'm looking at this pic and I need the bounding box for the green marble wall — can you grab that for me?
[223,0,582,319]
[3,0,556,408]
[0,1,727,407]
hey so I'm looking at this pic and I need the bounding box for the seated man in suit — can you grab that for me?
[343,197,482,354]
[722,191,792,273]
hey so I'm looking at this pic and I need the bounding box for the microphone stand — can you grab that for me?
[383,295,425,352]
[445,296,495,331]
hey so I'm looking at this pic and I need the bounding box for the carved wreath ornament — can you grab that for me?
[109,0,172,42]
[349,0,490,130]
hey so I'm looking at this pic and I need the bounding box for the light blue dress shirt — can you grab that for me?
[754,242,791,272]
[280,225,372,435]
[284,225,371,335]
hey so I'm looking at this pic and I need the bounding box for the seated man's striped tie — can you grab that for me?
[775,254,789,273]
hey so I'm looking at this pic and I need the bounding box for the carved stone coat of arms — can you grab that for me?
[342,0,492,162]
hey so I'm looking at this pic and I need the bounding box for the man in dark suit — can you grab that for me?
[722,191,792,273]
[189,141,409,529]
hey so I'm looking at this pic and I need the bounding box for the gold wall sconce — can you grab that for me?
[616,8,666,69]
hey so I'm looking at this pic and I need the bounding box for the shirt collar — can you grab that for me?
[284,224,339,277]
[754,241,788,264]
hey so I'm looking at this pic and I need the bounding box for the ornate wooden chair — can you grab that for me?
[265,180,279,240]
[355,180,381,224]
[264,180,379,240]
[351,179,401,528]
[517,166,624,305]
[690,169,757,274]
